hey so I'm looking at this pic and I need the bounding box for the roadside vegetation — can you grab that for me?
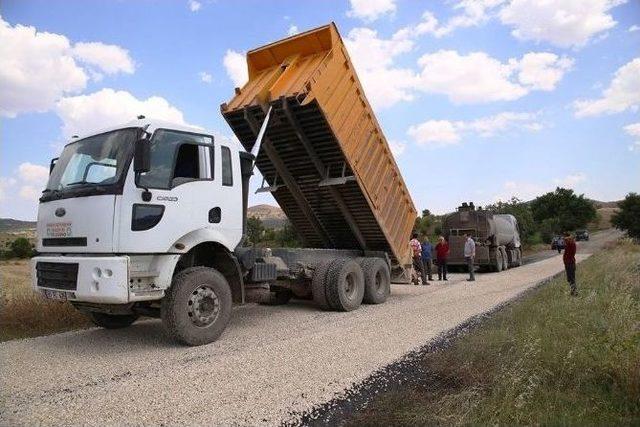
[245,217,302,247]
[0,260,91,341]
[345,240,640,426]
[612,192,640,240]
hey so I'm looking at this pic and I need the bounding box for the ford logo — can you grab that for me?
[55,208,66,217]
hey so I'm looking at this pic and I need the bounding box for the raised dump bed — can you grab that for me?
[221,22,417,267]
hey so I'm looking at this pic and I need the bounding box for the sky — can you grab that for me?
[1,0,639,220]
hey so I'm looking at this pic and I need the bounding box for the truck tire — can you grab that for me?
[500,247,509,270]
[357,257,390,304]
[89,312,139,329]
[515,248,523,267]
[311,261,333,310]
[326,258,365,311]
[494,250,503,272]
[161,266,232,346]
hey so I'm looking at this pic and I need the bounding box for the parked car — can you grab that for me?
[551,236,565,252]
[575,230,590,241]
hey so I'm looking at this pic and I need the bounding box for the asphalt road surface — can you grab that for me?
[0,229,621,426]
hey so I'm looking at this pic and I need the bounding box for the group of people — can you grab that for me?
[409,234,451,285]
[409,231,579,295]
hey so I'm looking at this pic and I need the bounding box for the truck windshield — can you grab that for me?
[46,129,137,194]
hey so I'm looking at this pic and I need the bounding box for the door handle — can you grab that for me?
[209,207,221,223]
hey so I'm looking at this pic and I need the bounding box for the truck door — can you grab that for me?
[116,130,241,253]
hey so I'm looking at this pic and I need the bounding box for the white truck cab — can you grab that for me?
[33,118,251,343]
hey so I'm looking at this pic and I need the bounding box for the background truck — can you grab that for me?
[442,202,523,271]
[31,23,417,346]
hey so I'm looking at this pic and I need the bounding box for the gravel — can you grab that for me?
[0,233,616,426]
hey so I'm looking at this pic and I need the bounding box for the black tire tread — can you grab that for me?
[161,266,232,346]
[357,257,390,304]
[326,258,364,312]
[311,260,333,310]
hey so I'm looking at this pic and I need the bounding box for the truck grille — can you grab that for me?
[36,262,79,290]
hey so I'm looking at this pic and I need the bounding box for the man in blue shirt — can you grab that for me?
[421,238,434,282]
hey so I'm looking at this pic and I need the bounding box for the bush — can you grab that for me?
[8,238,35,258]
[612,193,640,240]
[530,187,597,232]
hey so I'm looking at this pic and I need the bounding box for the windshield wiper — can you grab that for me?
[65,180,99,187]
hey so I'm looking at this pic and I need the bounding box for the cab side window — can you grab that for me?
[221,146,233,186]
[138,130,212,189]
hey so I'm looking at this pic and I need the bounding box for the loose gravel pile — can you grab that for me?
[0,236,611,426]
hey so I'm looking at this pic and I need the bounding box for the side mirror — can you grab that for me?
[49,157,59,175]
[134,139,151,173]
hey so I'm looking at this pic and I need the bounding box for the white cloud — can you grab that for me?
[513,52,573,91]
[0,17,135,118]
[287,24,299,36]
[387,140,406,156]
[0,177,17,202]
[415,50,571,104]
[344,27,417,109]
[199,71,212,83]
[72,42,135,75]
[624,122,640,137]
[0,17,87,117]
[188,0,201,12]
[499,0,625,48]
[407,120,460,146]
[416,0,504,38]
[55,88,187,138]
[223,49,248,87]
[407,111,541,146]
[347,0,396,22]
[630,25,640,32]
[18,163,49,185]
[554,172,587,187]
[573,57,640,117]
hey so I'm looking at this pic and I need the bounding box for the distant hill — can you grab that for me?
[0,218,36,233]
[247,204,287,228]
[589,199,620,209]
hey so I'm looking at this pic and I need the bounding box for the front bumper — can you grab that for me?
[32,255,131,304]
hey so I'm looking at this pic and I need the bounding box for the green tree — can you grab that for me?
[10,237,35,258]
[530,187,597,232]
[611,192,640,239]
[484,197,536,244]
[276,220,301,247]
[246,216,265,244]
[413,209,443,240]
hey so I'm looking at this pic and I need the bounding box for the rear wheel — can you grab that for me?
[358,258,390,304]
[494,250,503,272]
[311,260,333,310]
[89,312,139,329]
[500,247,509,270]
[516,248,523,267]
[326,258,365,311]
[161,266,232,346]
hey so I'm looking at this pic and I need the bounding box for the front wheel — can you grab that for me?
[161,266,232,346]
[88,312,139,329]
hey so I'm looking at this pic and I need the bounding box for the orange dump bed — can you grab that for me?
[221,23,417,266]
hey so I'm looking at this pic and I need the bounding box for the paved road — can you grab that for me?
[0,230,620,426]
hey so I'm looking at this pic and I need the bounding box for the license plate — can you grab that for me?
[43,289,68,301]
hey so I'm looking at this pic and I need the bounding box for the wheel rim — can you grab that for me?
[344,272,357,301]
[187,284,221,327]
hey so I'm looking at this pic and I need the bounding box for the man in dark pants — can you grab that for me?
[435,236,449,281]
[421,238,434,282]
[410,233,428,285]
[563,232,577,296]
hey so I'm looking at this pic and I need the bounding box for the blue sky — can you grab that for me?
[1,0,639,219]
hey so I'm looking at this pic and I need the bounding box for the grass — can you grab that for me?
[0,259,91,341]
[345,240,640,426]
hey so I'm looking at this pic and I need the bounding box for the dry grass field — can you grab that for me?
[0,259,91,341]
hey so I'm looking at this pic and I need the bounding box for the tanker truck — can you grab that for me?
[30,23,417,346]
[442,202,522,271]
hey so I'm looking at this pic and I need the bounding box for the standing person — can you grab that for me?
[421,238,434,282]
[435,236,449,281]
[410,233,427,285]
[563,232,578,296]
[464,233,476,282]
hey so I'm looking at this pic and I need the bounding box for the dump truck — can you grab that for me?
[442,202,522,271]
[31,22,417,346]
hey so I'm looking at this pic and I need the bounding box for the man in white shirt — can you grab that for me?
[463,233,476,281]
